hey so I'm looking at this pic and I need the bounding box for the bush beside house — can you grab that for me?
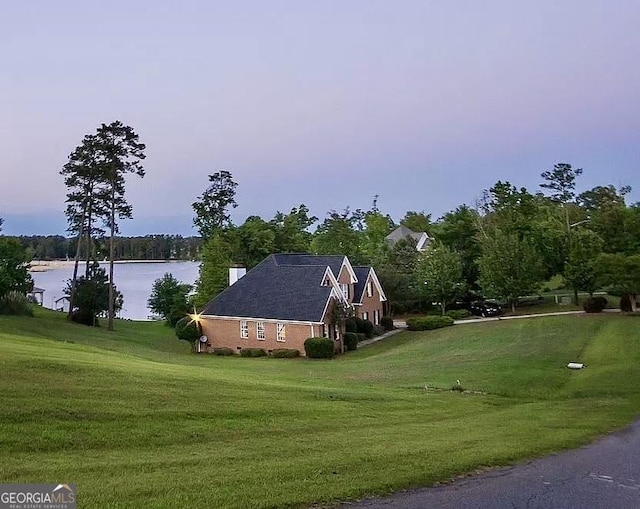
[406,316,455,331]
[304,337,335,358]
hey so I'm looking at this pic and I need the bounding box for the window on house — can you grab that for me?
[367,281,373,297]
[340,283,349,299]
[240,320,249,339]
[362,311,369,321]
[374,309,380,325]
[257,322,265,340]
[277,323,286,342]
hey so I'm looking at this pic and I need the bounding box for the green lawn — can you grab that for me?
[1,309,639,508]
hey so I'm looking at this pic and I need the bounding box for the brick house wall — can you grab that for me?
[357,275,384,325]
[200,317,325,356]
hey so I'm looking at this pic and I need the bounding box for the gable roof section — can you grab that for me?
[202,254,343,322]
[386,225,431,251]
[352,266,388,303]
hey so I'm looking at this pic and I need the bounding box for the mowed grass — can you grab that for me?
[1,309,639,508]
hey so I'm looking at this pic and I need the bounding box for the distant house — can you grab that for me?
[385,225,431,251]
[199,254,387,356]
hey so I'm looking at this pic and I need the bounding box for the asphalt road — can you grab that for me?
[338,418,640,509]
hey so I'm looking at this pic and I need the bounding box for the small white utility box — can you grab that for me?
[567,362,585,369]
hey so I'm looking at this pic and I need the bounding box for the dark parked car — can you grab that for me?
[469,300,502,317]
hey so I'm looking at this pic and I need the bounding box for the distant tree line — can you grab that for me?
[10,235,202,261]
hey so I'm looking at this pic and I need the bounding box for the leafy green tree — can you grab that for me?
[148,273,193,326]
[597,253,640,311]
[416,243,465,315]
[400,211,432,234]
[563,229,603,303]
[480,180,540,238]
[270,204,317,253]
[311,208,364,263]
[361,209,394,267]
[194,232,233,308]
[192,170,238,239]
[233,216,276,268]
[64,262,123,326]
[0,237,32,301]
[578,185,637,254]
[433,205,481,289]
[478,230,544,311]
[376,238,420,314]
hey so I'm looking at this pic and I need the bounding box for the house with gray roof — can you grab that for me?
[199,253,387,356]
[385,225,431,251]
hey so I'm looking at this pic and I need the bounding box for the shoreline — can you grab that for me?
[29,259,195,272]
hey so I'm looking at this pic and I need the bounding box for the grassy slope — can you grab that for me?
[0,309,639,508]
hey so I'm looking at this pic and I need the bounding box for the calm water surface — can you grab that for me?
[31,261,200,320]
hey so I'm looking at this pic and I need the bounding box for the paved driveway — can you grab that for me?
[337,418,640,509]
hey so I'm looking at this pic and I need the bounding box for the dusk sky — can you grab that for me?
[1,1,639,236]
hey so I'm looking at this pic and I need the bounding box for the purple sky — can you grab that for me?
[1,1,639,236]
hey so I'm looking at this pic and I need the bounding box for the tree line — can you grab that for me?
[191,166,640,314]
[10,235,202,261]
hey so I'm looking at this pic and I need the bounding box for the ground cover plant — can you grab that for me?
[1,308,639,508]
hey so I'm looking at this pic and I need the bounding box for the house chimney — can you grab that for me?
[229,267,246,286]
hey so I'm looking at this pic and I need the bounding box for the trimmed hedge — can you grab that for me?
[446,309,471,320]
[583,296,608,313]
[355,333,367,342]
[271,348,300,358]
[406,316,455,331]
[240,348,267,358]
[372,325,385,337]
[343,332,358,352]
[344,318,358,333]
[212,347,235,356]
[304,337,335,359]
[380,316,394,331]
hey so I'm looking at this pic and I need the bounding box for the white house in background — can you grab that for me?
[385,225,431,251]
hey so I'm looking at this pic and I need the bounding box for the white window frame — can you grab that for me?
[276,323,286,342]
[374,309,380,325]
[340,283,349,300]
[362,311,369,321]
[240,320,249,339]
[257,322,265,340]
[367,281,373,298]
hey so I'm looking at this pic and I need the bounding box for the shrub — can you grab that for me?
[271,348,300,358]
[372,325,385,337]
[620,294,633,312]
[344,318,358,333]
[304,337,335,359]
[0,291,34,316]
[446,309,471,320]
[71,308,98,326]
[406,316,454,331]
[240,348,267,358]
[359,318,375,338]
[212,347,235,356]
[380,316,394,331]
[355,333,367,342]
[343,332,358,352]
[583,296,608,313]
[175,316,200,343]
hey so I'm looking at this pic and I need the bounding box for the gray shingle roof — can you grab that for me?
[385,225,422,245]
[202,254,338,322]
[353,266,371,303]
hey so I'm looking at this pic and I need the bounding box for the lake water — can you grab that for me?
[31,261,200,320]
